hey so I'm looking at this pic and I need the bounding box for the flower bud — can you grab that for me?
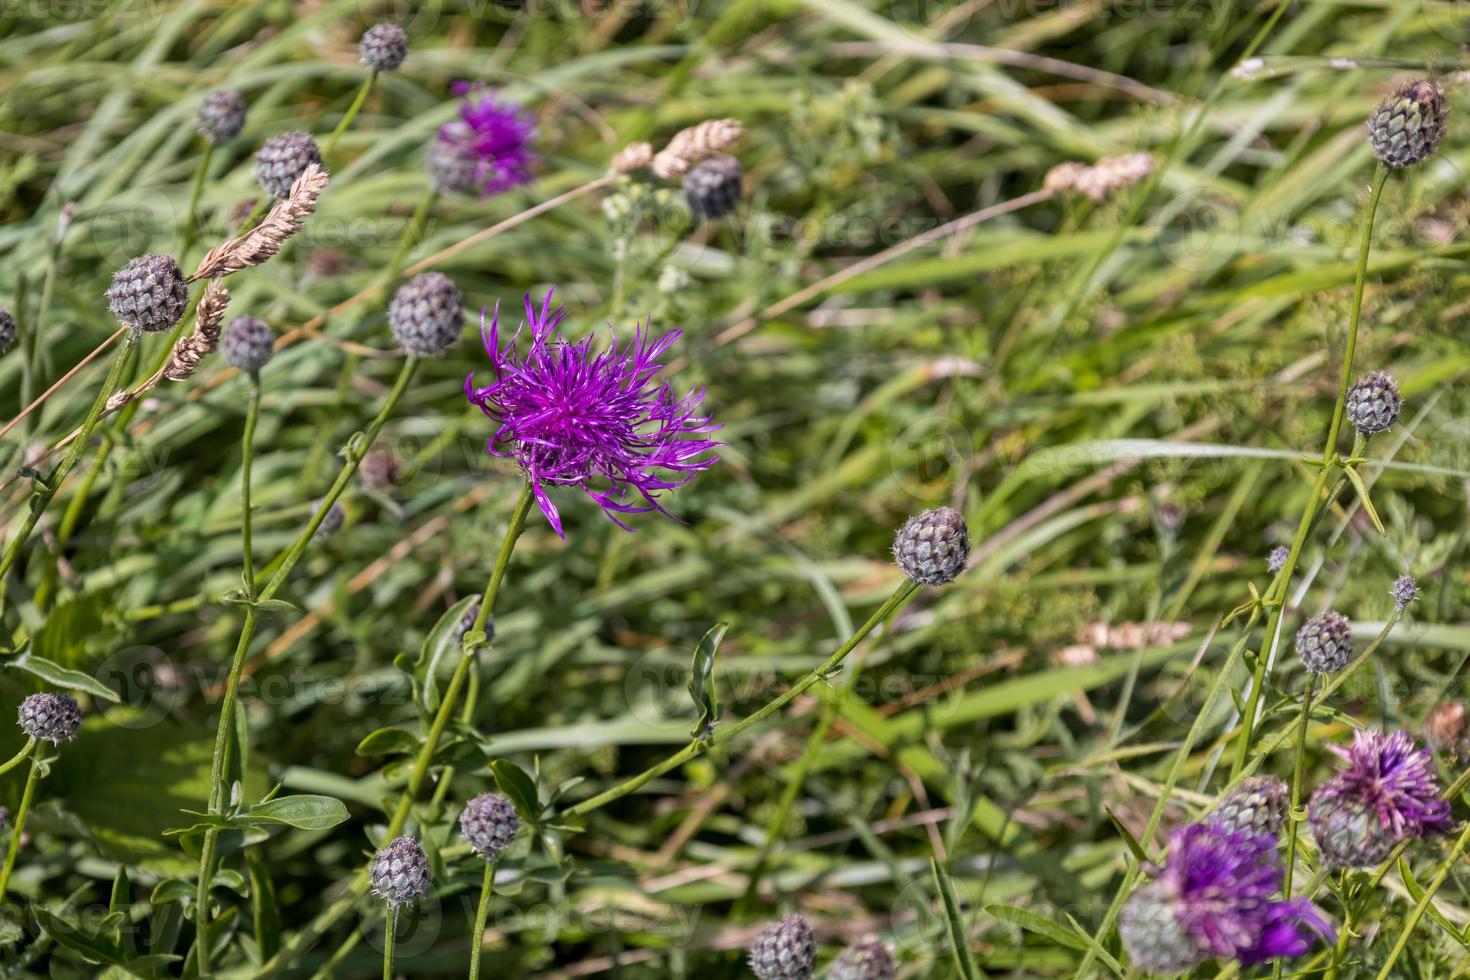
[1206,776,1289,837]
[1295,611,1352,675]
[220,316,275,373]
[748,914,816,980]
[359,23,407,72]
[389,273,463,357]
[370,835,431,907]
[1368,80,1448,169]
[459,793,519,859]
[198,90,247,144]
[829,938,896,980]
[1344,371,1401,435]
[255,132,322,200]
[18,693,81,744]
[106,254,188,333]
[893,507,969,586]
[1119,882,1208,975]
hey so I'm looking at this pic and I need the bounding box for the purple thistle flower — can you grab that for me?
[465,291,721,537]
[1309,729,1454,869]
[1120,823,1333,973]
[432,84,537,197]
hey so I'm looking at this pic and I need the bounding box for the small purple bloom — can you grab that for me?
[432,84,536,197]
[1314,728,1454,843]
[465,291,720,537]
[1120,823,1333,973]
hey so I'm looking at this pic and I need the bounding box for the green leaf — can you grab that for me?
[247,847,281,961]
[6,651,120,703]
[417,595,480,715]
[1341,465,1385,535]
[985,904,1087,951]
[150,878,194,906]
[491,759,541,824]
[244,794,349,831]
[1104,807,1150,864]
[355,727,420,757]
[931,858,980,980]
[687,622,727,740]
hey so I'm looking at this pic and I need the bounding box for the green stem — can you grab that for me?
[383,905,396,980]
[0,746,43,901]
[241,374,260,595]
[0,739,35,778]
[1273,672,1318,977]
[1372,820,1470,979]
[1232,165,1387,776]
[386,191,436,283]
[192,358,419,973]
[326,71,377,160]
[0,332,138,604]
[180,141,214,258]
[467,860,495,979]
[566,582,919,820]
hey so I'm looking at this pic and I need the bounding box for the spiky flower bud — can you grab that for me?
[829,938,896,980]
[683,155,743,220]
[1423,702,1467,755]
[314,499,344,537]
[18,693,81,744]
[197,90,247,144]
[1295,611,1352,675]
[255,131,323,200]
[1267,546,1289,574]
[1344,371,1401,435]
[369,835,431,907]
[1206,776,1289,837]
[1120,882,1208,974]
[1368,80,1448,169]
[106,254,189,333]
[0,308,14,354]
[388,273,463,356]
[1391,574,1419,612]
[1309,794,1395,869]
[893,507,969,586]
[748,914,816,980]
[459,792,519,859]
[359,23,407,72]
[220,316,275,373]
[425,138,481,195]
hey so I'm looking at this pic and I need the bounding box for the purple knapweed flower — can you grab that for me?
[465,291,720,537]
[1119,823,1333,974]
[432,84,537,197]
[1309,728,1455,869]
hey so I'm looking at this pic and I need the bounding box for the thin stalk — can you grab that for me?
[192,358,419,973]
[467,861,496,980]
[256,482,535,979]
[241,374,260,593]
[0,739,35,778]
[1232,165,1388,774]
[1281,674,1316,896]
[386,191,436,283]
[0,332,137,603]
[326,71,377,159]
[180,141,215,257]
[1372,820,1470,979]
[1072,615,1251,978]
[383,906,396,980]
[566,582,920,819]
[0,745,43,901]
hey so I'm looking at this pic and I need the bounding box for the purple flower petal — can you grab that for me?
[466,291,721,536]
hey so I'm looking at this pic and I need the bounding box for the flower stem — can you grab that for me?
[193,357,419,974]
[0,331,138,607]
[0,739,35,778]
[565,581,919,820]
[383,906,396,980]
[326,71,377,160]
[1372,819,1470,979]
[241,374,261,594]
[0,744,43,902]
[1231,164,1387,775]
[180,141,215,258]
[467,861,496,980]
[255,482,534,978]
